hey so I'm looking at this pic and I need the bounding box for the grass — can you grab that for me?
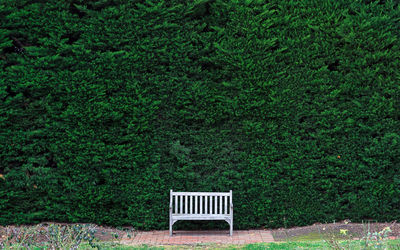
[283,232,324,241]
[247,240,400,249]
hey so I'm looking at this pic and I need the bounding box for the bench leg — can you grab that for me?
[169,221,172,236]
[230,218,233,236]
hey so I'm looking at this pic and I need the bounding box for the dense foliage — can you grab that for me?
[1,0,399,229]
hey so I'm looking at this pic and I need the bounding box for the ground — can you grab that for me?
[271,221,399,242]
[1,221,399,248]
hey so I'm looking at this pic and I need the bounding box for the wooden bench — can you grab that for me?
[169,190,233,236]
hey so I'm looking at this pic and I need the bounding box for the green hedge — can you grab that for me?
[1,0,399,229]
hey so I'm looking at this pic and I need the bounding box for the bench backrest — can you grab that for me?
[170,190,232,215]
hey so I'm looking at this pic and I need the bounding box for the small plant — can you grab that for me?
[113,226,138,245]
[0,225,40,249]
[316,220,354,250]
[38,223,99,249]
[0,223,138,249]
[0,223,103,249]
[362,222,393,249]
[317,221,398,250]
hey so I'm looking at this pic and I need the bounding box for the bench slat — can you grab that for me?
[185,195,188,214]
[214,196,217,214]
[205,195,208,214]
[219,196,222,214]
[209,196,211,214]
[209,196,212,214]
[200,196,203,214]
[195,195,198,214]
[180,195,183,214]
[175,195,177,214]
[189,196,193,214]
[225,196,227,214]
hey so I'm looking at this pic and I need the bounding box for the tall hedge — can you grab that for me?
[1,0,399,229]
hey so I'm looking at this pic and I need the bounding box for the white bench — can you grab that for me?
[169,190,233,236]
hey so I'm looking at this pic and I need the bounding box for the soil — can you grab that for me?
[271,220,400,242]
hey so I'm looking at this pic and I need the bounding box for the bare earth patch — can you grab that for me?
[271,220,399,242]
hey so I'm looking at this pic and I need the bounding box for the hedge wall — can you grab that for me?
[1,0,399,229]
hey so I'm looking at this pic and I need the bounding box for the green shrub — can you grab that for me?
[0,0,399,229]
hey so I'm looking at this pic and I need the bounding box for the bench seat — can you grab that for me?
[171,214,232,220]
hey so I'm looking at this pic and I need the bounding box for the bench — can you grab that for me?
[169,190,233,236]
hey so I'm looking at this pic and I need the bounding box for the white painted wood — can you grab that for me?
[230,190,233,236]
[200,196,203,214]
[185,195,188,214]
[205,195,208,214]
[174,195,177,214]
[170,190,172,208]
[209,196,212,214]
[190,195,193,214]
[169,190,173,236]
[172,215,231,220]
[180,195,183,214]
[219,196,222,214]
[170,191,233,236]
[214,196,217,214]
[172,192,230,196]
[225,195,227,214]
[194,195,197,214]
